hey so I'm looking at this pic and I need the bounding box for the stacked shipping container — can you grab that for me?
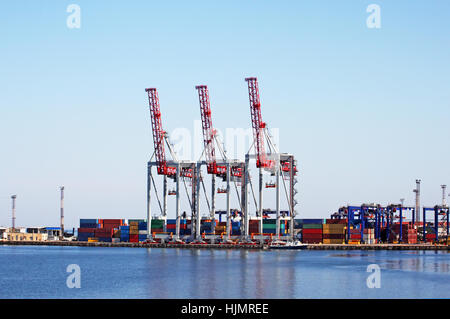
[390,223,417,244]
[302,222,323,244]
[322,222,346,244]
[78,219,124,242]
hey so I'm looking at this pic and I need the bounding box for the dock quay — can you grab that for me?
[1,240,448,251]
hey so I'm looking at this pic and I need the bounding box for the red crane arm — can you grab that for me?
[196,85,218,175]
[146,88,176,176]
[245,77,272,169]
[196,85,241,178]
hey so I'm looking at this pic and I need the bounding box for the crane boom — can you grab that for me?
[146,88,176,176]
[196,85,220,175]
[196,85,241,178]
[245,77,273,169]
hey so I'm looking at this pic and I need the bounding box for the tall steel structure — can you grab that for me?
[195,85,244,241]
[413,179,421,223]
[144,80,298,244]
[146,88,197,241]
[244,77,297,241]
[441,185,447,207]
[11,195,16,229]
[60,186,65,240]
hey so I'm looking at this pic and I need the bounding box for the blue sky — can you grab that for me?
[1,1,449,228]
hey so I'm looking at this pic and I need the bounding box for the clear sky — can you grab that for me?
[1,1,449,229]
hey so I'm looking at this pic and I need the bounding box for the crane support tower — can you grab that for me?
[146,88,197,242]
[195,85,245,242]
[244,77,298,242]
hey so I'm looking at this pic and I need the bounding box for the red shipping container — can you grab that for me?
[326,219,347,224]
[323,234,345,239]
[94,229,113,237]
[303,234,322,239]
[104,219,121,225]
[303,229,322,234]
[78,228,98,233]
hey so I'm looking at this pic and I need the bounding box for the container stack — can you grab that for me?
[183,219,191,236]
[215,221,226,235]
[348,228,361,244]
[80,219,100,228]
[322,224,346,244]
[128,220,140,242]
[325,219,347,225]
[302,221,323,244]
[201,219,215,235]
[262,219,276,235]
[389,224,418,243]
[78,219,101,241]
[138,221,147,242]
[363,228,375,244]
[94,228,113,242]
[77,227,97,242]
[425,233,436,242]
[120,225,129,242]
[151,219,164,233]
[101,219,124,231]
[280,220,288,235]
[231,220,241,235]
[167,219,176,234]
[249,219,260,235]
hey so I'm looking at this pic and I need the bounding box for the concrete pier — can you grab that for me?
[0,241,448,250]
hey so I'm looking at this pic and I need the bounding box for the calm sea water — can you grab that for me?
[0,245,448,299]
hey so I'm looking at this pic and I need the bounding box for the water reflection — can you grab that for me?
[54,247,449,298]
[381,252,449,273]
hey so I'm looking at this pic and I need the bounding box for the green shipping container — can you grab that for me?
[129,219,146,224]
[151,220,164,226]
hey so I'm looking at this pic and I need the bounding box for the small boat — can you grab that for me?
[268,241,308,250]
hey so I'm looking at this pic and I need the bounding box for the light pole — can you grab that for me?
[60,186,64,240]
[11,195,17,229]
[413,179,421,223]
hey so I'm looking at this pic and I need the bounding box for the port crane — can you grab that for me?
[146,88,197,241]
[195,85,246,241]
[243,77,298,241]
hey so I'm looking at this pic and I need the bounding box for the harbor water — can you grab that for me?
[0,246,449,298]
